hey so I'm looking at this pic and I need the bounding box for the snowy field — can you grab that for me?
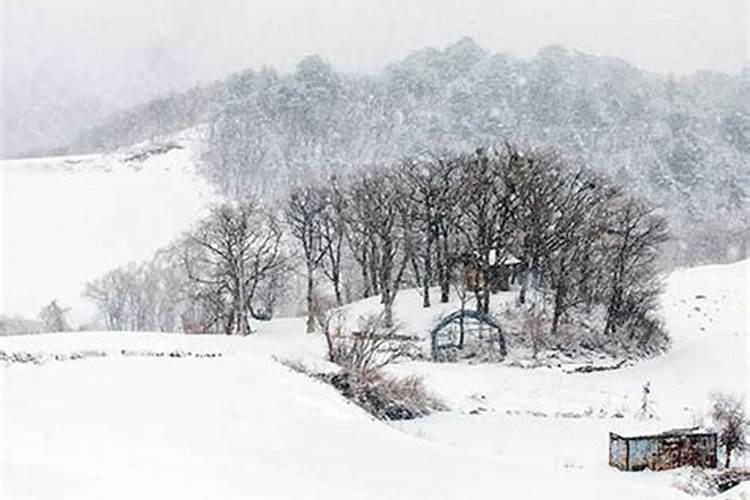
[0,129,216,323]
[1,259,747,499]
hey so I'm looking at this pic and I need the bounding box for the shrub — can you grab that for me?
[320,369,446,420]
[322,312,416,374]
[282,313,445,421]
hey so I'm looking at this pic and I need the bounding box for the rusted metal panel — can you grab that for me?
[648,434,716,471]
[609,430,717,471]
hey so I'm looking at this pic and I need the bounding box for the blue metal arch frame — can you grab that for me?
[430,309,507,361]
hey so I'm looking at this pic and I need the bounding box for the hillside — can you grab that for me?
[0,129,217,324]
[1,260,747,499]
[67,39,750,266]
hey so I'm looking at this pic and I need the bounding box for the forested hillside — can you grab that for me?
[71,38,750,267]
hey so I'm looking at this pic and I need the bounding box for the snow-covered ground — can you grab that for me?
[0,129,216,324]
[1,259,747,499]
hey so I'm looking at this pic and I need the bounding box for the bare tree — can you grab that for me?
[400,155,461,307]
[345,171,410,326]
[286,185,329,332]
[455,147,518,314]
[84,257,183,332]
[39,300,71,332]
[183,201,284,335]
[341,179,379,300]
[148,251,185,332]
[601,197,668,337]
[319,177,347,306]
[509,148,572,305]
[179,282,227,334]
[541,170,610,336]
[84,267,131,330]
[710,392,748,468]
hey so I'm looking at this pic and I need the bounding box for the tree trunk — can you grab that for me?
[439,239,450,303]
[369,247,380,296]
[422,283,431,308]
[519,261,529,305]
[305,264,315,334]
[604,282,622,336]
[360,249,371,298]
[605,243,628,336]
[239,307,250,336]
[422,251,432,308]
[329,233,344,307]
[236,263,252,335]
[383,287,394,327]
[440,277,450,303]
[480,268,491,314]
[333,275,343,307]
[551,281,565,337]
[411,256,422,291]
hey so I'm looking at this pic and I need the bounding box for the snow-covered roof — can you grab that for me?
[611,426,715,440]
[488,249,520,266]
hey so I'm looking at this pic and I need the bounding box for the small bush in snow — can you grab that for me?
[282,316,443,421]
[277,356,445,421]
[320,369,446,421]
[322,312,417,375]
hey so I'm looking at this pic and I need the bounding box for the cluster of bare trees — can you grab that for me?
[84,256,183,332]
[85,201,289,335]
[286,144,668,351]
[85,142,667,350]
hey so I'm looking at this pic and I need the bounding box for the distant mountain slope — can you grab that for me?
[0,128,216,323]
[68,39,749,267]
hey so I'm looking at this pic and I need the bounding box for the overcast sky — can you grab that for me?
[1,0,748,156]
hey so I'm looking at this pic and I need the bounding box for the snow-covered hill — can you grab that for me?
[387,259,749,481]
[1,260,747,499]
[0,128,217,324]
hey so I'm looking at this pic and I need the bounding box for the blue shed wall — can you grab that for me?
[609,435,627,469]
[628,438,659,470]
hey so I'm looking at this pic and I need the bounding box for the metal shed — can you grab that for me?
[609,429,717,471]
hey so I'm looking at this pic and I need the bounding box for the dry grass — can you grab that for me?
[320,369,447,421]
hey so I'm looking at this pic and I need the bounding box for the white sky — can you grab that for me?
[1,0,748,155]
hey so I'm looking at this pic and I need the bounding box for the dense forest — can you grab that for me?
[71,38,749,267]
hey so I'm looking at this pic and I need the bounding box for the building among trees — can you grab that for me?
[462,251,521,293]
